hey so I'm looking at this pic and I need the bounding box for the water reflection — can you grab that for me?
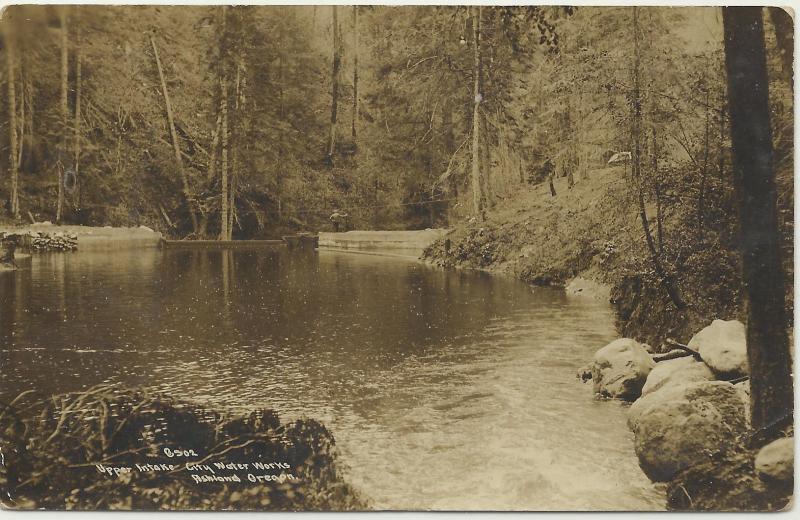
[0,248,662,510]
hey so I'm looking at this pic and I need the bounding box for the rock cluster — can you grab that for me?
[585,319,754,483]
[27,231,79,251]
[585,318,793,510]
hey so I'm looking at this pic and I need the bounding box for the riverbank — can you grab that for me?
[0,386,366,511]
[583,321,793,511]
[423,165,787,346]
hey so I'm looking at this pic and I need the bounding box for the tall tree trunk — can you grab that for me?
[198,110,221,236]
[150,34,199,235]
[277,51,285,222]
[652,129,664,255]
[326,5,341,166]
[718,88,726,181]
[470,5,484,220]
[564,95,575,188]
[74,24,82,209]
[17,56,24,172]
[228,63,242,241]
[7,29,19,219]
[443,101,458,197]
[25,66,33,173]
[200,54,224,238]
[632,6,685,310]
[767,7,793,91]
[722,6,793,436]
[219,73,229,241]
[480,110,493,205]
[58,7,68,223]
[351,5,359,148]
[697,76,711,241]
[206,113,222,182]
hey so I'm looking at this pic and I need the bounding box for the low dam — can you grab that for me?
[1,224,163,252]
[318,229,450,258]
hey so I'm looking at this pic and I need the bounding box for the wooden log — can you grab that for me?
[653,349,694,363]
[664,338,703,360]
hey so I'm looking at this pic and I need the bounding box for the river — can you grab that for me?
[0,248,663,510]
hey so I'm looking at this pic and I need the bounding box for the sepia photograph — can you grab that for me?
[0,2,794,512]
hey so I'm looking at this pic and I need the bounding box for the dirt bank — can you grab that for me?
[423,166,751,347]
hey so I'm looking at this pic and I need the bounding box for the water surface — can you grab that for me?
[0,248,662,510]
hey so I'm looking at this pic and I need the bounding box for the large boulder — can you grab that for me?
[641,356,715,396]
[755,437,794,482]
[688,319,748,378]
[628,381,748,482]
[590,338,655,401]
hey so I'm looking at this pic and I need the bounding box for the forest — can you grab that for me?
[0,4,795,511]
[0,5,792,238]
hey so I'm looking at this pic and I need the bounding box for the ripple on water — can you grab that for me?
[1,249,663,510]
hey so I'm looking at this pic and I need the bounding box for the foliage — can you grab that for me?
[0,386,366,510]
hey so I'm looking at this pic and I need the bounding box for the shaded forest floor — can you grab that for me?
[424,167,641,295]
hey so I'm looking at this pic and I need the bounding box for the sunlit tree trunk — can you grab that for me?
[58,7,68,223]
[26,68,33,173]
[7,28,19,218]
[480,111,493,205]
[327,5,341,166]
[207,113,222,183]
[767,7,793,91]
[652,129,664,255]
[564,96,575,189]
[697,69,711,241]
[351,5,359,149]
[150,34,199,235]
[228,63,243,240]
[277,49,285,222]
[723,6,793,436]
[470,5,484,220]
[74,24,82,209]
[443,101,458,199]
[219,73,229,241]
[17,55,24,173]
